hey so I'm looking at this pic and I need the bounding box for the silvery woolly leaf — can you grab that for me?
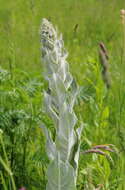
[41,123,57,161]
[68,78,79,111]
[65,72,73,90]
[49,73,67,106]
[46,154,76,190]
[43,54,58,80]
[56,104,77,161]
[44,91,59,127]
[58,58,67,82]
[74,124,83,165]
[71,123,83,182]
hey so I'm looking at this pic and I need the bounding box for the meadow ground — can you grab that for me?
[0,0,125,189]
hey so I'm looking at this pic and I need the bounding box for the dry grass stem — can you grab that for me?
[99,42,111,89]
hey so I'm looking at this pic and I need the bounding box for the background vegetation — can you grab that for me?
[0,0,125,189]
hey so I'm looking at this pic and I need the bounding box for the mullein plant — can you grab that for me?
[40,18,83,190]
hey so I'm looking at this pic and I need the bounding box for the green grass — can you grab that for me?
[1,0,125,189]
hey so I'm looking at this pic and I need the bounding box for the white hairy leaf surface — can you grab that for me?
[44,91,59,127]
[56,103,77,161]
[46,155,76,190]
[41,124,57,161]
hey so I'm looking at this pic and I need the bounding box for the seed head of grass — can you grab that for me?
[120,9,125,24]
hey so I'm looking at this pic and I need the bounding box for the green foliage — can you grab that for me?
[0,67,47,189]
